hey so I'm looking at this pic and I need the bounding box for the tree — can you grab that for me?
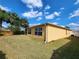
[7,13,21,34]
[7,13,29,34]
[20,18,29,28]
[20,18,29,34]
[0,8,11,35]
[0,8,29,34]
[0,9,6,28]
[0,8,10,28]
[7,12,18,24]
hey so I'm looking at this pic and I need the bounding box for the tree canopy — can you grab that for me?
[0,8,29,34]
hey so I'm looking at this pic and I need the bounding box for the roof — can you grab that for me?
[0,27,11,32]
[29,23,72,31]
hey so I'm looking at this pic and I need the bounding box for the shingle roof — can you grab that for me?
[0,27,10,31]
[29,23,72,31]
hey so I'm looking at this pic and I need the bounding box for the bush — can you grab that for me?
[0,33,3,36]
[13,31,25,35]
[71,34,75,37]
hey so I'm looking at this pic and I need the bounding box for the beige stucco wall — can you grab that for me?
[1,31,13,36]
[27,24,72,42]
[46,25,72,42]
[72,31,79,37]
[66,30,72,37]
[27,25,46,41]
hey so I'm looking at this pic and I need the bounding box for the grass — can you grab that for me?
[51,36,79,59]
[0,35,79,59]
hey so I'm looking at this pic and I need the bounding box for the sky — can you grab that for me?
[0,0,79,30]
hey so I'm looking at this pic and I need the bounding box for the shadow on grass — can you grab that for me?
[0,51,6,59]
[51,36,79,59]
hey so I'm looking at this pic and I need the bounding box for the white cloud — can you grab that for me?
[52,22,58,25]
[45,5,51,10]
[60,7,64,10]
[0,5,10,12]
[22,9,43,18]
[74,0,79,5]
[21,0,43,8]
[36,17,42,21]
[22,10,38,18]
[29,23,41,26]
[54,12,60,16]
[44,12,49,15]
[43,10,49,15]
[68,23,79,27]
[37,12,43,16]
[74,27,79,31]
[45,14,55,19]
[69,8,79,18]
[45,11,61,19]
[60,25,65,27]
[2,22,10,28]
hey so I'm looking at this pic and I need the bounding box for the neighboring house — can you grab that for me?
[26,23,72,42]
[73,31,79,37]
[72,27,79,37]
[0,28,13,36]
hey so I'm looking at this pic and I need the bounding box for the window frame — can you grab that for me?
[35,27,42,36]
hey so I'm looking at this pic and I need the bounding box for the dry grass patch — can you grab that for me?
[0,35,73,59]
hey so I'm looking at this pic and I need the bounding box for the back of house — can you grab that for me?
[26,23,72,42]
[46,23,72,42]
[0,28,13,36]
[73,31,79,37]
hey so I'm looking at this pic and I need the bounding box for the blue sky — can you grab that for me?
[0,0,79,29]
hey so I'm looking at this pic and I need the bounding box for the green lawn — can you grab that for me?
[51,36,79,59]
[0,35,79,59]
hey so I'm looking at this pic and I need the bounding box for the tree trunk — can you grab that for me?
[0,19,2,30]
[0,18,3,26]
[0,19,2,33]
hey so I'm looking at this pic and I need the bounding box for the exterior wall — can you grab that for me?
[27,25,46,41]
[26,24,72,42]
[73,31,79,37]
[46,25,72,42]
[67,30,72,37]
[1,31,13,36]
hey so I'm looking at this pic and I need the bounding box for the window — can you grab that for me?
[28,28,31,34]
[35,27,42,36]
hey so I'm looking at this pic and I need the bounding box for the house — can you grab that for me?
[0,28,13,36]
[72,31,79,37]
[26,23,72,42]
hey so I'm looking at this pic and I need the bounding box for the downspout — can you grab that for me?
[66,29,67,36]
[45,23,48,43]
